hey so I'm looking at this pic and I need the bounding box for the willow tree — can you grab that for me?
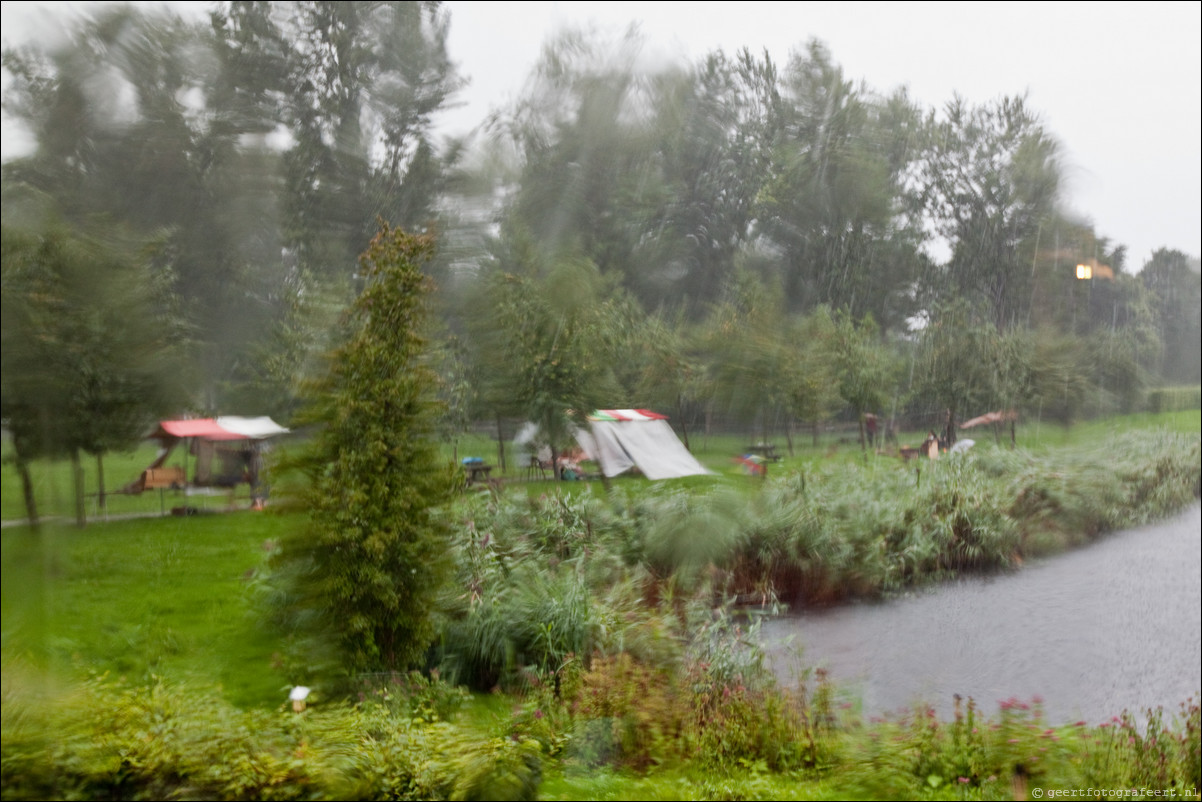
[274,223,456,677]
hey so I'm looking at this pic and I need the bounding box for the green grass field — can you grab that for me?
[2,510,299,708]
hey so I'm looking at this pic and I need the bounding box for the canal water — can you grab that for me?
[761,504,1202,724]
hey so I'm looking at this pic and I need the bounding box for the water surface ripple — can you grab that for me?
[761,504,1202,723]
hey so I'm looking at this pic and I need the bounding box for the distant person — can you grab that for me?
[865,413,878,448]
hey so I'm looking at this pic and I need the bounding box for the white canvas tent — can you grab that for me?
[516,409,712,480]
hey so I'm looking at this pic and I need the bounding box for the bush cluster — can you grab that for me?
[0,670,540,801]
[437,431,1199,665]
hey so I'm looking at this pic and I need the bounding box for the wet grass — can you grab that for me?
[1,509,298,708]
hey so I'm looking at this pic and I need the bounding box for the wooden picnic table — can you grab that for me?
[464,463,494,485]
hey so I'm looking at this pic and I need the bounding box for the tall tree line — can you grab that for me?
[3,1,460,412]
[4,6,1198,459]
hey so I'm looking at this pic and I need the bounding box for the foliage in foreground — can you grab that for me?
[3,657,1197,801]
[0,667,539,802]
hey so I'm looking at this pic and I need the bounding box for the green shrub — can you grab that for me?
[0,672,541,801]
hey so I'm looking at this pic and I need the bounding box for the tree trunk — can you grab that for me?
[676,396,690,451]
[857,408,866,453]
[16,455,39,531]
[71,449,86,528]
[495,414,506,472]
[812,421,820,448]
[784,419,794,457]
[96,452,107,512]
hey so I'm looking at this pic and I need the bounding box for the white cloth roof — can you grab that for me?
[587,419,711,479]
[514,412,711,480]
[213,416,290,439]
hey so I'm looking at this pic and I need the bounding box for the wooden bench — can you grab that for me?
[143,466,186,489]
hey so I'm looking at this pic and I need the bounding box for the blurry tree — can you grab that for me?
[466,237,617,473]
[913,301,1001,443]
[1025,329,1094,425]
[212,0,466,404]
[217,267,344,422]
[484,31,783,318]
[215,1,462,281]
[1139,248,1201,385]
[919,94,1061,329]
[1020,217,1162,412]
[273,223,456,676]
[1,211,187,528]
[832,310,898,452]
[1087,326,1158,415]
[786,307,842,448]
[635,310,708,450]
[634,47,780,313]
[2,4,284,406]
[1083,270,1160,414]
[431,332,476,463]
[988,328,1034,445]
[702,268,799,443]
[489,29,661,301]
[755,40,927,333]
[3,1,464,411]
[1024,215,1132,336]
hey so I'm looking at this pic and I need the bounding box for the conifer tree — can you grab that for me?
[277,222,456,675]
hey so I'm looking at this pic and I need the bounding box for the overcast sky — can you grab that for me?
[3,1,1199,268]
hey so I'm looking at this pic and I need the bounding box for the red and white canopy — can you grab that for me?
[587,409,668,422]
[154,416,289,441]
